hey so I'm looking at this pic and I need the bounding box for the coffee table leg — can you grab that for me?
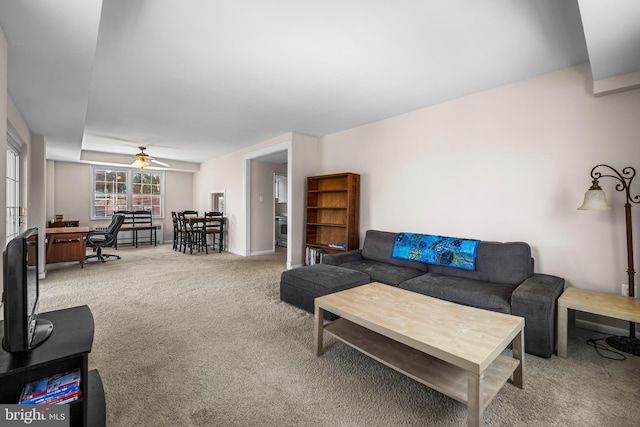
[467,372,483,427]
[557,304,568,358]
[512,329,524,389]
[314,304,325,356]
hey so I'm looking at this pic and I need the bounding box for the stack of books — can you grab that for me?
[19,369,81,405]
[306,246,327,265]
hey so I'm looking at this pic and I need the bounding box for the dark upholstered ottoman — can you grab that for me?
[280,264,370,319]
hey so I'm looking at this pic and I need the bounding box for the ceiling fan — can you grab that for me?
[132,146,170,169]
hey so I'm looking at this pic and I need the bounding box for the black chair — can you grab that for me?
[201,212,223,253]
[171,211,179,251]
[177,212,194,253]
[86,214,126,263]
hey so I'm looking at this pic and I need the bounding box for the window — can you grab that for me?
[132,171,162,215]
[92,167,164,218]
[93,169,128,218]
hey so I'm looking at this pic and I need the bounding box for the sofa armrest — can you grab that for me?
[511,273,565,358]
[321,249,363,266]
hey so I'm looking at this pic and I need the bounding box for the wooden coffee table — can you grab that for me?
[314,282,524,427]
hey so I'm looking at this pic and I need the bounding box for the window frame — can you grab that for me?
[131,170,164,216]
[91,166,165,220]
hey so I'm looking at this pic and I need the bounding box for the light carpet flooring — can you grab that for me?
[35,244,640,426]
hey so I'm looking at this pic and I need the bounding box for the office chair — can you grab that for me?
[86,214,126,262]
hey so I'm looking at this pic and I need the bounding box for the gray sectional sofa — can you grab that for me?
[280,230,565,358]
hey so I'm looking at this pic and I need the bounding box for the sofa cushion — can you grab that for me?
[280,264,370,295]
[426,241,533,285]
[340,260,425,286]
[361,230,429,272]
[399,273,517,314]
[279,264,371,319]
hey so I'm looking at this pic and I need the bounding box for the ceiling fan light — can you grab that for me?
[132,147,169,168]
[134,158,149,169]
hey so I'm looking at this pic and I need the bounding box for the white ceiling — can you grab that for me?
[0,1,638,166]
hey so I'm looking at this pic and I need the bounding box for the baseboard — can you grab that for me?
[251,250,274,256]
[575,318,640,338]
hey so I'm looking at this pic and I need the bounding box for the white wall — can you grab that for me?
[54,162,92,223]
[46,160,55,221]
[0,25,7,263]
[318,63,640,297]
[194,145,246,254]
[288,133,321,265]
[163,170,195,241]
[7,96,30,144]
[3,25,45,279]
[28,135,47,276]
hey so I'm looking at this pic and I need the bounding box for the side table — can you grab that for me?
[557,287,640,358]
[0,305,105,426]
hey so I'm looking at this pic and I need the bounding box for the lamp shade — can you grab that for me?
[133,159,149,169]
[578,188,611,210]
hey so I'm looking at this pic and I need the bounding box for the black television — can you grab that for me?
[1,228,53,353]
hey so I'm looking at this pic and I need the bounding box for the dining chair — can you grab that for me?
[187,216,207,254]
[177,212,192,253]
[171,211,180,251]
[201,212,223,253]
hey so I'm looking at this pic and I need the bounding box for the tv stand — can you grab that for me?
[30,318,54,349]
[0,306,105,427]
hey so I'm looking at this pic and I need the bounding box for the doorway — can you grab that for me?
[274,172,287,248]
[243,141,291,268]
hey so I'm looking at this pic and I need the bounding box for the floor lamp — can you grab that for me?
[578,164,640,356]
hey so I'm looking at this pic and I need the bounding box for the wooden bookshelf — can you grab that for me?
[305,173,360,260]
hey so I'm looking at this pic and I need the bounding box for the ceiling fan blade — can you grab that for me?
[150,158,171,167]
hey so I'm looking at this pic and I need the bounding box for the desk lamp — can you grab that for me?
[578,164,640,355]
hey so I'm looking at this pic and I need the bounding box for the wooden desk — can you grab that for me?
[46,226,89,268]
[557,287,640,358]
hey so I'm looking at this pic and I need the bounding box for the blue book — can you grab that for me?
[19,369,81,403]
[21,383,81,405]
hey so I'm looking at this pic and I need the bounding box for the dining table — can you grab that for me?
[183,215,225,254]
